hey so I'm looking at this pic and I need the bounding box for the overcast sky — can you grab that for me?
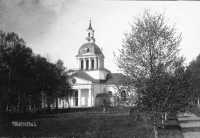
[0,0,200,72]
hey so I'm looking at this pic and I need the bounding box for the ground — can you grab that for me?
[0,107,183,138]
[178,106,200,138]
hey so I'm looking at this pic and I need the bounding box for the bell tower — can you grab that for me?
[86,19,95,43]
[75,20,110,80]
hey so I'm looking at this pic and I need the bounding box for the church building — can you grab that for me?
[57,20,122,108]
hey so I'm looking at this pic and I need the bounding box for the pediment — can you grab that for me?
[71,76,92,85]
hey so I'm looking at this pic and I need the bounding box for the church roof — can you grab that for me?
[72,71,122,84]
[72,71,98,83]
[96,93,108,97]
[104,73,122,85]
[77,42,104,58]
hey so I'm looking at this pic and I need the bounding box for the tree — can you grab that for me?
[188,54,200,106]
[114,9,187,138]
[0,31,35,112]
[55,59,72,109]
[0,30,72,112]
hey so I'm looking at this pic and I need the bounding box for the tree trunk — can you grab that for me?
[198,98,199,107]
[154,120,158,138]
[161,113,164,128]
[55,97,58,109]
[165,112,167,120]
[47,97,50,109]
[63,98,64,109]
[17,93,20,111]
[67,98,70,109]
[6,104,9,112]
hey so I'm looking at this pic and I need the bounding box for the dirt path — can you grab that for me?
[178,112,200,138]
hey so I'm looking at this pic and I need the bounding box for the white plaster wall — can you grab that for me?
[75,77,92,84]
[85,70,108,80]
[93,84,101,106]
[106,85,118,95]
[81,89,89,106]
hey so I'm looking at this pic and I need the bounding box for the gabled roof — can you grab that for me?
[71,71,122,85]
[104,73,122,85]
[96,93,108,97]
[71,71,98,83]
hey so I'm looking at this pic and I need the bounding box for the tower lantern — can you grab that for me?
[86,19,95,43]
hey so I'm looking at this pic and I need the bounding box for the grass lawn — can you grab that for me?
[0,108,183,138]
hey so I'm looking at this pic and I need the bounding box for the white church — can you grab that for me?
[57,21,123,108]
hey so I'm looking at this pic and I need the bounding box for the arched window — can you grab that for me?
[81,60,84,70]
[91,60,94,69]
[86,60,89,70]
[121,90,126,101]
[88,32,90,37]
[108,91,112,96]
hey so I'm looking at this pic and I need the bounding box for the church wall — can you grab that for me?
[99,71,107,80]
[85,70,108,80]
[93,84,101,106]
[101,84,118,95]
[81,89,89,106]
[74,77,92,84]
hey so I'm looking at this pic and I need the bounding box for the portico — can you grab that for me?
[71,88,93,107]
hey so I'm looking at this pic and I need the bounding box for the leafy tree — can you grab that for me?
[0,30,72,112]
[114,9,187,138]
[188,54,200,105]
[0,31,34,112]
[55,59,72,109]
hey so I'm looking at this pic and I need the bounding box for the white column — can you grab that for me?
[98,58,100,69]
[92,91,95,106]
[78,58,81,70]
[102,59,104,69]
[94,57,97,69]
[88,89,92,106]
[78,89,81,106]
[89,58,91,70]
[71,97,73,106]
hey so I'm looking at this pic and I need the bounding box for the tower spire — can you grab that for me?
[86,19,95,43]
[88,18,92,29]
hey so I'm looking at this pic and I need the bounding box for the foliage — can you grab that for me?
[0,30,71,112]
[114,9,191,138]
[187,54,200,99]
[54,59,72,109]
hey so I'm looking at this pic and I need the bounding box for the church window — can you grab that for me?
[86,60,89,70]
[86,48,89,52]
[81,60,84,70]
[121,90,126,101]
[91,60,94,69]
[108,91,112,96]
[88,32,90,37]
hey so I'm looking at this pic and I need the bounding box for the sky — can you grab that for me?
[0,0,200,73]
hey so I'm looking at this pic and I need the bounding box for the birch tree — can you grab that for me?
[114,9,185,138]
